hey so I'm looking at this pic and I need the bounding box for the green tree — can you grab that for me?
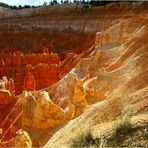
[10,6,18,9]
[18,5,22,9]
[0,2,9,8]
[53,0,58,5]
[43,2,47,6]
[64,0,69,4]
[23,5,31,8]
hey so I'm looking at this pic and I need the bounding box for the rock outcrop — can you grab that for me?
[0,90,15,109]
[67,73,87,117]
[0,129,32,148]
[23,65,36,91]
[0,52,61,94]
[14,130,32,148]
[22,91,66,129]
[0,2,147,148]
[0,76,15,95]
[44,7,148,147]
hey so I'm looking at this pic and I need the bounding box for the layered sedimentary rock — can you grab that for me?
[0,52,61,94]
[44,21,148,148]
[1,2,139,55]
[0,2,147,148]
[0,49,92,95]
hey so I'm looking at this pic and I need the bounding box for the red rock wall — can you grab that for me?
[0,52,61,94]
[24,63,60,91]
[0,77,18,140]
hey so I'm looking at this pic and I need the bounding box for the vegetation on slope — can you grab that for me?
[107,125,148,147]
[71,121,148,147]
[71,106,148,147]
[71,132,94,147]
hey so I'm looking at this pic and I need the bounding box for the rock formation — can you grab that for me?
[22,91,66,129]
[0,52,62,94]
[24,65,36,91]
[0,2,147,148]
[0,77,15,95]
[44,4,148,147]
[14,130,32,148]
[0,129,32,148]
[67,73,87,117]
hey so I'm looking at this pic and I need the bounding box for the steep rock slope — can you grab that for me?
[44,16,148,147]
[0,2,147,148]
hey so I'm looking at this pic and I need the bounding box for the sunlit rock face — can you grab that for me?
[0,2,147,148]
[22,91,65,129]
[14,130,32,148]
[21,76,89,129]
[44,4,148,147]
[0,129,32,148]
[0,76,15,96]
[67,73,87,117]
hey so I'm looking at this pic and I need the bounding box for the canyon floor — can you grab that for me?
[0,2,148,148]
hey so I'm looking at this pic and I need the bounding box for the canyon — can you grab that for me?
[0,2,148,147]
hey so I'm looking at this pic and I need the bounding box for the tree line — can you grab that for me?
[0,1,128,10]
[0,2,40,9]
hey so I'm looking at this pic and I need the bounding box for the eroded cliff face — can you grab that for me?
[0,52,61,94]
[44,13,148,147]
[1,2,146,55]
[0,2,148,148]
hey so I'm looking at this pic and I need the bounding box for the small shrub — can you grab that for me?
[71,132,93,147]
[115,120,133,136]
[83,5,91,11]
[122,105,134,119]
[143,125,148,139]
[113,106,134,136]
[116,106,134,135]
